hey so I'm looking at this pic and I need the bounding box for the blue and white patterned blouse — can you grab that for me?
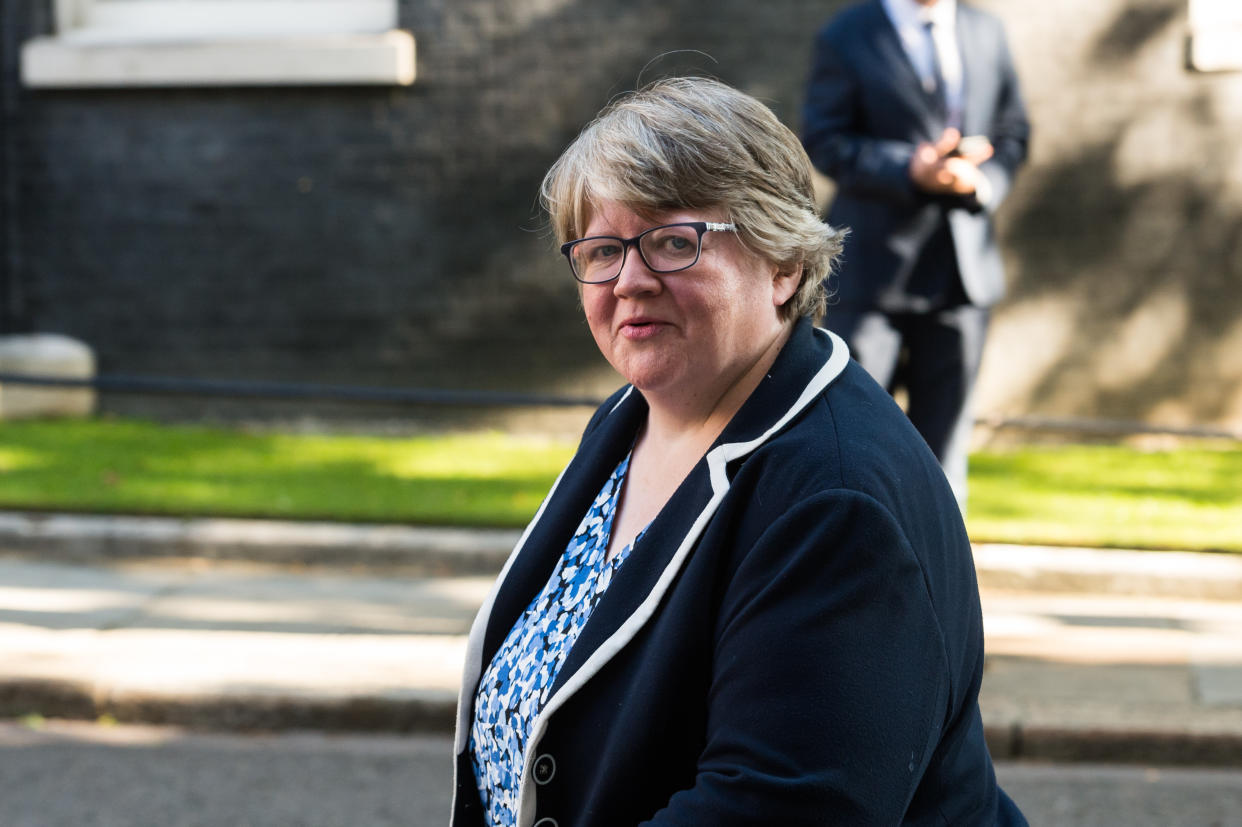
[469,452,642,827]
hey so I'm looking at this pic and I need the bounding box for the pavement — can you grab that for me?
[2,511,1241,765]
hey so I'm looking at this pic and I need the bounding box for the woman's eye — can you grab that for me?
[588,243,622,261]
[653,234,692,253]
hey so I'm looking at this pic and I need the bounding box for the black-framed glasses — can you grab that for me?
[560,221,738,284]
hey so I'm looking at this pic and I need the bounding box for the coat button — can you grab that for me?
[533,753,556,785]
[533,820,559,827]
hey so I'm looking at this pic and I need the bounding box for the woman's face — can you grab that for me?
[578,200,799,414]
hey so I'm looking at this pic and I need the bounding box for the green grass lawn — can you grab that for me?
[0,418,575,528]
[966,443,1241,552]
[0,417,1239,551]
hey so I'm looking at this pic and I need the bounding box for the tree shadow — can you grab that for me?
[1088,4,1180,65]
[998,2,1242,426]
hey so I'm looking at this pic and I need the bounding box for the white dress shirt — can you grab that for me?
[882,0,964,130]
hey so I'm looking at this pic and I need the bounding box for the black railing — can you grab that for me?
[4,372,1241,440]
[0,372,603,409]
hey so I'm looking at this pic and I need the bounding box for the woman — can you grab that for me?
[452,76,1025,826]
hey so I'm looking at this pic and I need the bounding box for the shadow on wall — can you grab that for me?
[980,2,1242,428]
[1088,3,1180,64]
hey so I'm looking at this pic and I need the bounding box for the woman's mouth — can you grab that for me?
[620,318,665,340]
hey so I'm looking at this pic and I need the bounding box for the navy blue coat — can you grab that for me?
[802,0,1030,310]
[452,319,1025,825]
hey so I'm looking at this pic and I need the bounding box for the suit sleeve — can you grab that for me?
[976,20,1030,214]
[801,26,921,207]
[640,491,955,826]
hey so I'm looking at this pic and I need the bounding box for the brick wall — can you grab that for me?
[3,0,1240,428]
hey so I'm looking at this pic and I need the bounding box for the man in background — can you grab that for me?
[802,0,1030,507]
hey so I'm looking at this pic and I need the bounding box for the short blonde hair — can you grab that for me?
[540,76,844,321]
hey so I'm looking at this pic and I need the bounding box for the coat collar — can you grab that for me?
[454,318,850,761]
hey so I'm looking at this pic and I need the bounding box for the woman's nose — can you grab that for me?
[612,246,662,297]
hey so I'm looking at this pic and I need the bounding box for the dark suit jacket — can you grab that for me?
[451,318,1026,826]
[802,0,1030,310]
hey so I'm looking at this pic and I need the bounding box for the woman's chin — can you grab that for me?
[621,367,683,397]
[609,351,678,391]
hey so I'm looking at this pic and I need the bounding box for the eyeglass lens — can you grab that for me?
[569,224,702,283]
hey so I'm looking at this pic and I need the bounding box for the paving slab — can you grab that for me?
[1199,665,1242,707]
[980,589,1242,763]
[0,557,475,730]
[973,544,1242,600]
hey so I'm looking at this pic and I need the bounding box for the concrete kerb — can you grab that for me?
[0,512,519,575]
[4,678,1241,766]
[0,677,456,733]
[984,723,1242,766]
[2,511,1241,599]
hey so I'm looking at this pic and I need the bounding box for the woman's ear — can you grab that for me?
[772,264,802,308]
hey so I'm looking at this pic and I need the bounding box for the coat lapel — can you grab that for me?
[480,390,645,660]
[870,0,944,135]
[955,6,989,138]
[547,456,716,694]
[453,387,643,754]
[545,319,849,701]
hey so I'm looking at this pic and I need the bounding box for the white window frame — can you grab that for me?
[22,0,415,87]
[1188,0,1242,72]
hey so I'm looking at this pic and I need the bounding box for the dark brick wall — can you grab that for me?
[1,0,839,419]
[1,0,43,333]
[3,0,1241,426]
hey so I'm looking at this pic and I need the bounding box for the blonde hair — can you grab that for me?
[540,76,843,321]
